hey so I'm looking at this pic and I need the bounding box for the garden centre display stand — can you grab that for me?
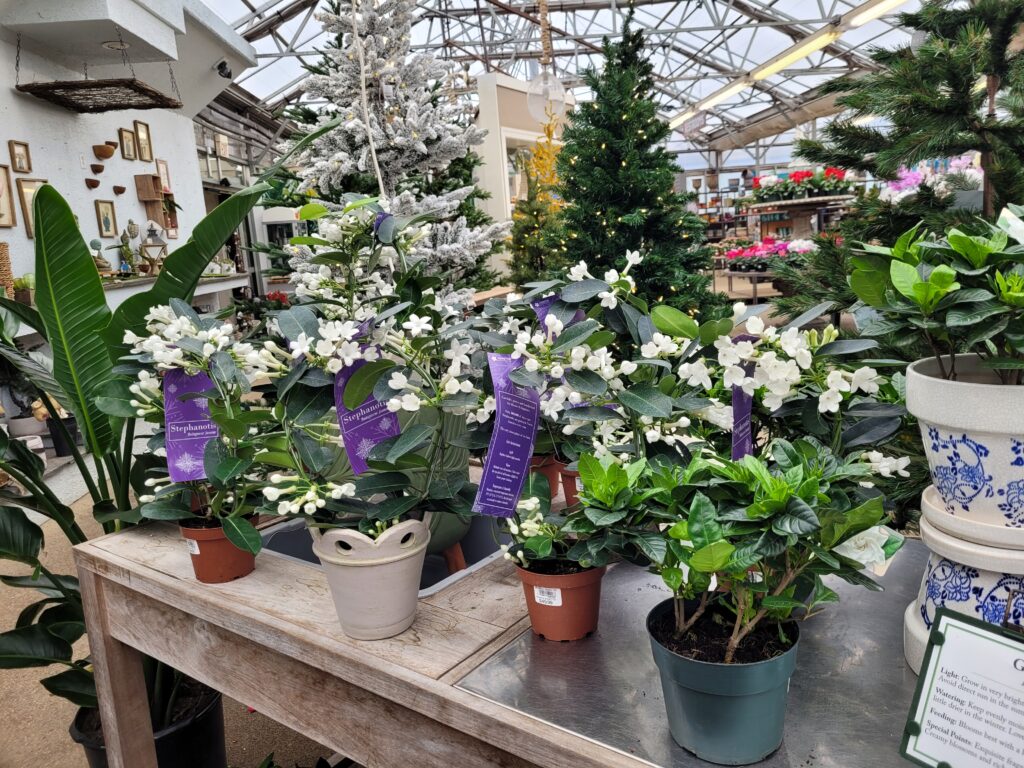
[75,524,926,768]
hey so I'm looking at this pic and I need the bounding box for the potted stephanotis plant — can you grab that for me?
[643,443,903,765]
[502,473,609,641]
[260,196,484,639]
[122,300,294,582]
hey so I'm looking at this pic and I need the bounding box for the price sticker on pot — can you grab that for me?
[534,586,562,607]
[186,539,200,555]
[900,608,1024,767]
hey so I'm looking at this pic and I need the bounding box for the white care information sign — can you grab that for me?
[902,608,1024,768]
[533,586,562,607]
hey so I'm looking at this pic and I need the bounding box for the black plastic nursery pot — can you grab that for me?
[48,416,79,457]
[646,599,799,766]
[69,690,227,768]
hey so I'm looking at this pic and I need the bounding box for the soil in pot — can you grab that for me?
[180,519,255,584]
[647,600,799,766]
[70,679,226,768]
[517,562,606,641]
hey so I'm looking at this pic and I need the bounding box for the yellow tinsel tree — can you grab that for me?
[508,114,568,285]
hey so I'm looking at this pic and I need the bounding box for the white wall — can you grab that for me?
[0,32,208,284]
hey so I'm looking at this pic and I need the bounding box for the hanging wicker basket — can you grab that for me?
[15,78,182,114]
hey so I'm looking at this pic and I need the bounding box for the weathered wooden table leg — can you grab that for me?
[79,567,159,768]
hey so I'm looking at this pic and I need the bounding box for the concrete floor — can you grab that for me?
[0,474,333,768]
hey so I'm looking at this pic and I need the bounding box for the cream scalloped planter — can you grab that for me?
[903,513,1024,673]
[907,355,1024,525]
[311,520,430,640]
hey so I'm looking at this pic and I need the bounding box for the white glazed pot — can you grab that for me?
[904,515,1024,673]
[311,519,430,640]
[6,416,46,438]
[906,355,1024,525]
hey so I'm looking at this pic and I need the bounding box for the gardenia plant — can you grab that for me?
[647,441,903,664]
[851,207,1024,383]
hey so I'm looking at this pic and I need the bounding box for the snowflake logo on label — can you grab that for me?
[378,415,397,434]
[356,438,376,459]
[173,452,203,476]
[167,382,179,394]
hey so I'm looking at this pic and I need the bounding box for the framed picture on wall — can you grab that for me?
[119,128,137,161]
[8,141,31,173]
[95,200,118,238]
[0,166,16,228]
[133,121,153,162]
[155,159,171,194]
[16,178,47,238]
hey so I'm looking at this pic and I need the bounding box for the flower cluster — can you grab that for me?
[125,304,293,382]
[565,249,642,309]
[751,167,852,201]
[261,473,357,515]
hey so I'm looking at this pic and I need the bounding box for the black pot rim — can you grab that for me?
[69,690,222,750]
[645,597,800,669]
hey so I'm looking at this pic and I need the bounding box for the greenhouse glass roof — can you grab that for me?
[200,0,918,166]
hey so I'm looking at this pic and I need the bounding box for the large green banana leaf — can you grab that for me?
[33,185,115,456]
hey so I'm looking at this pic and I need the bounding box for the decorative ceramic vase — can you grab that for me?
[312,519,429,640]
[907,355,1024,523]
[517,565,605,641]
[179,522,256,584]
[6,416,46,437]
[903,355,1024,673]
[904,511,1024,673]
[647,600,799,766]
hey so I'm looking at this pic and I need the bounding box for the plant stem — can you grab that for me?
[118,419,135,509]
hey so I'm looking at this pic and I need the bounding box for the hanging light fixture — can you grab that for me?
[526,0,566,123]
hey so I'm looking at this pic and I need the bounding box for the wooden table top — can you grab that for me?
[75,524,655,768]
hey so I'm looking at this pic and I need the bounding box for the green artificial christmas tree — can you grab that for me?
[796,0,1024,218]
[555,17,725,317]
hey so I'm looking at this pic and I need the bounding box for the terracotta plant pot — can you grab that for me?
[92,144,116,160]
[179,522,255,584]
[85,178,100,190]
[312,519,429,640]
[517,564,606,641]
[112,185,126,195]
[560,468,581,507]
[529,454,565,499]
[90,164,104,174]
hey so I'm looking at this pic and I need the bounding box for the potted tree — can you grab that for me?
[644,444,903,765]
[849,210,1024,667]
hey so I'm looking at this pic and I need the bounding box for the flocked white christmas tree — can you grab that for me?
[292,0,508,281]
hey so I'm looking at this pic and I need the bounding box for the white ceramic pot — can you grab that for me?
[921,484,1024,550]
[6,416,46,438]
[904,515,1024,673]
[311,519,429,641]
[907,355,1024,525]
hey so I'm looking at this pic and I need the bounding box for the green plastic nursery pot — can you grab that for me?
[646,600,799,766]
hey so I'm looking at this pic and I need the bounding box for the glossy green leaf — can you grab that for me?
[222,517,262,555]
[0,624,73,668]
[31,185,115,455]
[689,540,735,573]
[0,506,43,565]
[617,384,673,418]
[651,305,698,338]
[41,667,97,708]
[343,360,396,410]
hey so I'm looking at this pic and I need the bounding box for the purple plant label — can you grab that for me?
[473,353,540,518]
[164,370,220,482]
[731,334,759,460]
[334,356,401,475]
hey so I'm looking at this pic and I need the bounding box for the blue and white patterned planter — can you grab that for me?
[904,514,1024,673]
[908,355,1024,526]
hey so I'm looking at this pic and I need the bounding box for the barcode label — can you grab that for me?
[534,586,562,607]
[186,538,200,555]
